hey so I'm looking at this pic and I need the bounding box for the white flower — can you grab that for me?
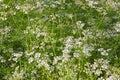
[98,48,104,52]
[62,53,71,62]
[12,52,23,62]
[0,56,6,62]
[74,38,83,47]
[106,76,116,80]
[101,64,108,70]
[101,51,108,56]
[73,52,79,58]
[76,21,85,29]
[34,53,41,59]
[1,27,11,35]
[95,69,102,76]
[114,22,120,32]
[98,48,109,56]
[86,0,98,8]
[66,14,73,19]
[28,57,34,63]
[82,45,94,56]
[26,51,34,56]
[53,56,62,65]
[98,77,105,80]
[64,36,74,45]
[51,4,56,8]
[36,32,46,38]
[40,60,50,70]
[15,5,21,10]
[92,62,98,70]
[106,0,118,11]
[13,52,23,58]
[62,48,71,54]
[11,66,25,80]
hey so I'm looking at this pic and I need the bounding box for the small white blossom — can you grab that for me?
[28,57,34,63]
[53,56,62,65]
[76,21,85,29]
[15,5,21,10]
[114,22,120,32]
[73,52,79,58]
[106,76,116,80]
[95,69,102,76]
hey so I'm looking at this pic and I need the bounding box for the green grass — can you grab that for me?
[0,0,120,80]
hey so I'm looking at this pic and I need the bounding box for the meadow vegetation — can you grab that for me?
[0,0,120,80]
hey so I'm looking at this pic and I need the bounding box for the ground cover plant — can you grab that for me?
[0,0,120,80]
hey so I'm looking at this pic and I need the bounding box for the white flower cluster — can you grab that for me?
[114,22,120,32]
[9,52,23,62]
[106,0,120,11]
[9,66,25,80]
[76,21,85,30]
[98,48,111,56]
[15,1,43,14]
[0,0,120,79]
[0,27,11,35]
[84,58,110,77]
[85,0,98,8]
[62,36,74,61]
[0,56,6,62]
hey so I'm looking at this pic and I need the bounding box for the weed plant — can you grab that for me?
[0,0,120,80]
